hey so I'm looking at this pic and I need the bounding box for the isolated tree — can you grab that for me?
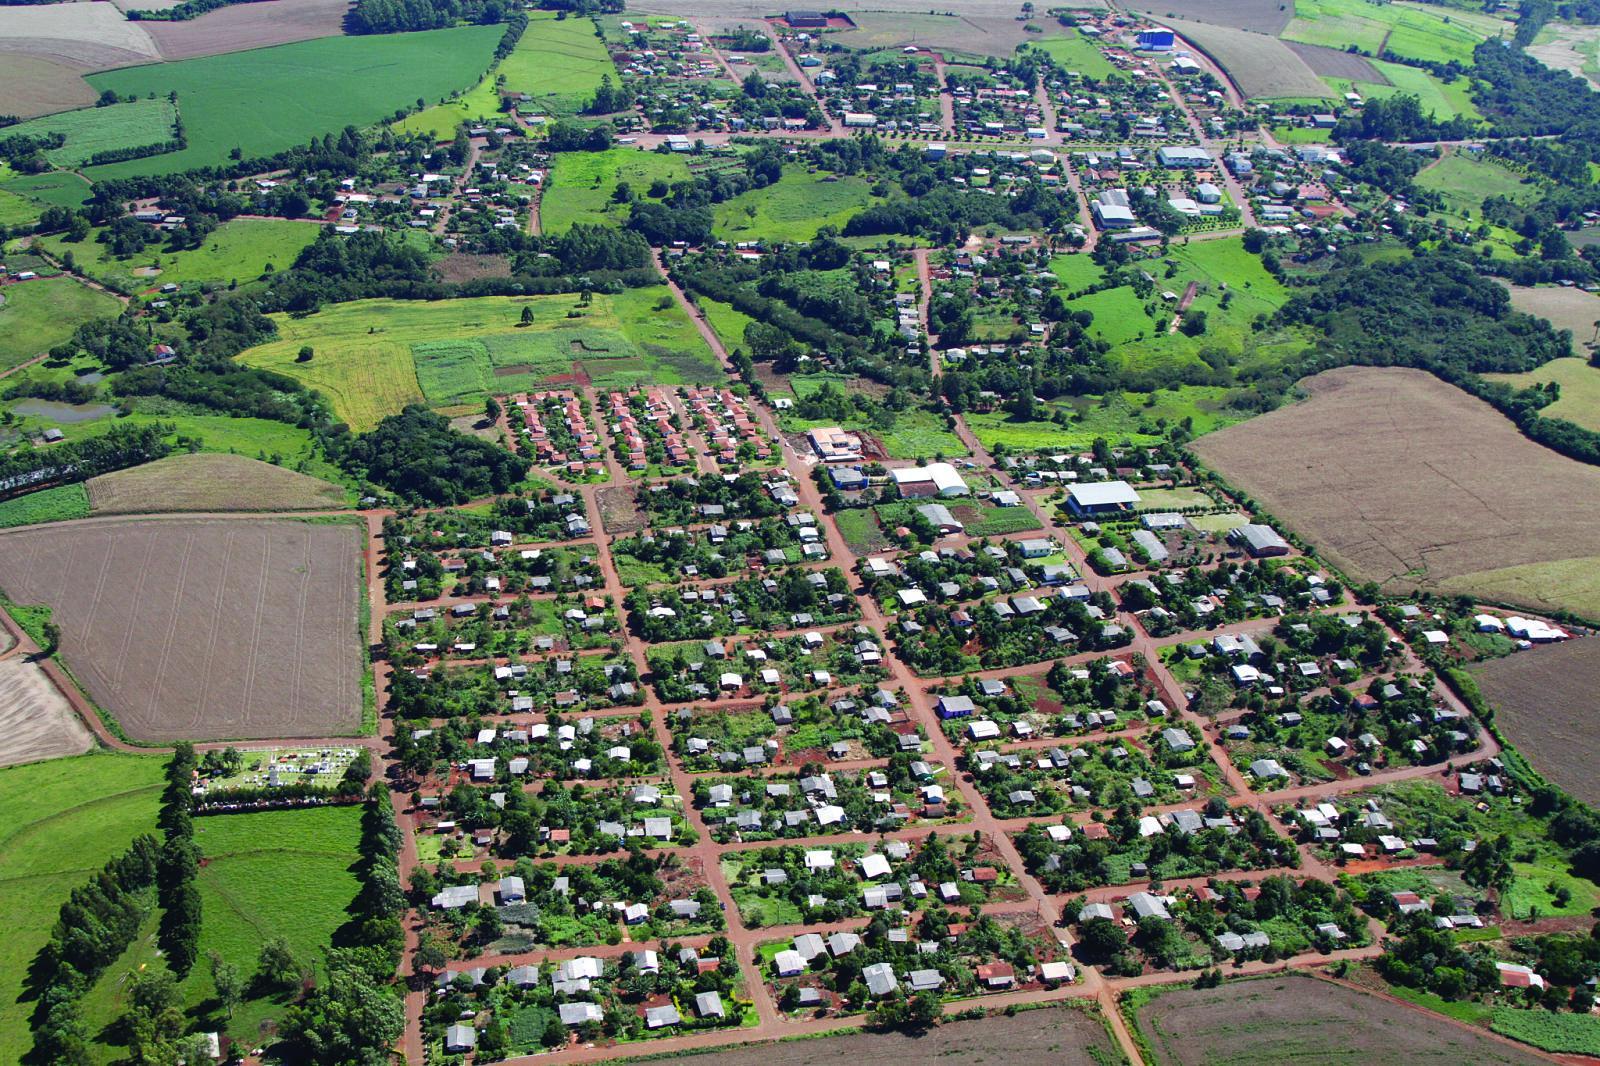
[296,345,314,363]
[520,305,535,326]
[210,952,243,1019]
[485,397,502,423]
[256,936,304,993]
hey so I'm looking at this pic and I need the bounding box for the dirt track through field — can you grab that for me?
[0,517,363,742]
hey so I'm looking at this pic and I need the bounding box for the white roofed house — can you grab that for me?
[1067,481,1140,517]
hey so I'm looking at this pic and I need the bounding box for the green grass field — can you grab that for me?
[0,276,122,371]
[1486,358,1600,431]
[3,98,178,168]
[1,169,93,210]
[1416,154,1541,213]
[714,166,883,244]
[0,753,165,1066]
[499,13,621,117]
[540,148,690,232]
[1030,34,1118,79]
[394,70,504,141]
[1326,59,1482,121]
[83,26,503,178]
[1068,237,1297,378]
[0,483,91,528]
[969,385,1245,451]
[39,219,320,293]
[1283,0,1507,65]
[700,297,757,351]
[78,807,364,1062]
[1048,252,1105,293]
[238,287,721,428]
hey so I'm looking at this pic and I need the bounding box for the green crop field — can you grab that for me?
[77,806,363,1062]
[499,13,621,117]
[0,483,91,528]
[540,148,690,232]
[714,166,883,244]
[0,276,122,371]
[238,287,721,428]
[3,98,177,168]
[83,26,503,179]
[1283,0,1507,65]
[1492,1008,1600,1054]
[38,218,320,293]
[1030,35,1118,79]
[0,753,165,1066]
[1326,59,1482,121]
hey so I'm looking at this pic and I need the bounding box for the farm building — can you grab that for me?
[1067,480,1141,517]
[892,462,970,498]
[786,9,827,27]
[1137,29,1175,50]
[1232,523,1290,557]
[917,503,965,534]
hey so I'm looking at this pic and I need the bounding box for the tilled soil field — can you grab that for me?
[0,517,363,742]
[86,454,347,514]
[1164,18,1334,99]
[1135,974,1549,1065]
[1193,367,1600,610]
[1287,40,1386,81]
[142,0,351,60]
[686,1001,1118,1066]
[1128,0,1293,34]
[1473,638,1600,806]
[0,658,92,767]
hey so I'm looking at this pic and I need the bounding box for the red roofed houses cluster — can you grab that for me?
[607,387,691,471]
[684,386,771,465]
[511,391,605,478]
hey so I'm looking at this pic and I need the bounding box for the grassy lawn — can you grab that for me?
[0,275,122,371]
[713,165,883,244]
[0,483,91,529]
[3,98,178,168]
[84,27,504,178]
[237,287,720,428]
[540,148,691,232]
[39,219,321,293]
[1049,252,1106,292]
[0,752,165,1066]
[499,12,619,117]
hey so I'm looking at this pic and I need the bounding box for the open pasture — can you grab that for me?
[0,751,163,1066]
[0,657,92,768]
[39,218,320,293]
[1501,284,1600,346]
[1327,59,1482,121]
[1487,358,1600,432]
[141,0,353,60]
[86,453,347,514]
[0,517,363,742]
[1,169,93,210]
[1475,640,1600,805]
[713,166,882,243]
[498,13,621,116]
[1132,974,1549,1064]
[1,98,177,169]
[1030,35,1119,79]
[1165,19,1334,100]
[539,148,690,232]
[83,26,503,178]
[0,276,122,373]
[1417,154,1536,210]
[237,288,722,428]
[1193,367,1600,619]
